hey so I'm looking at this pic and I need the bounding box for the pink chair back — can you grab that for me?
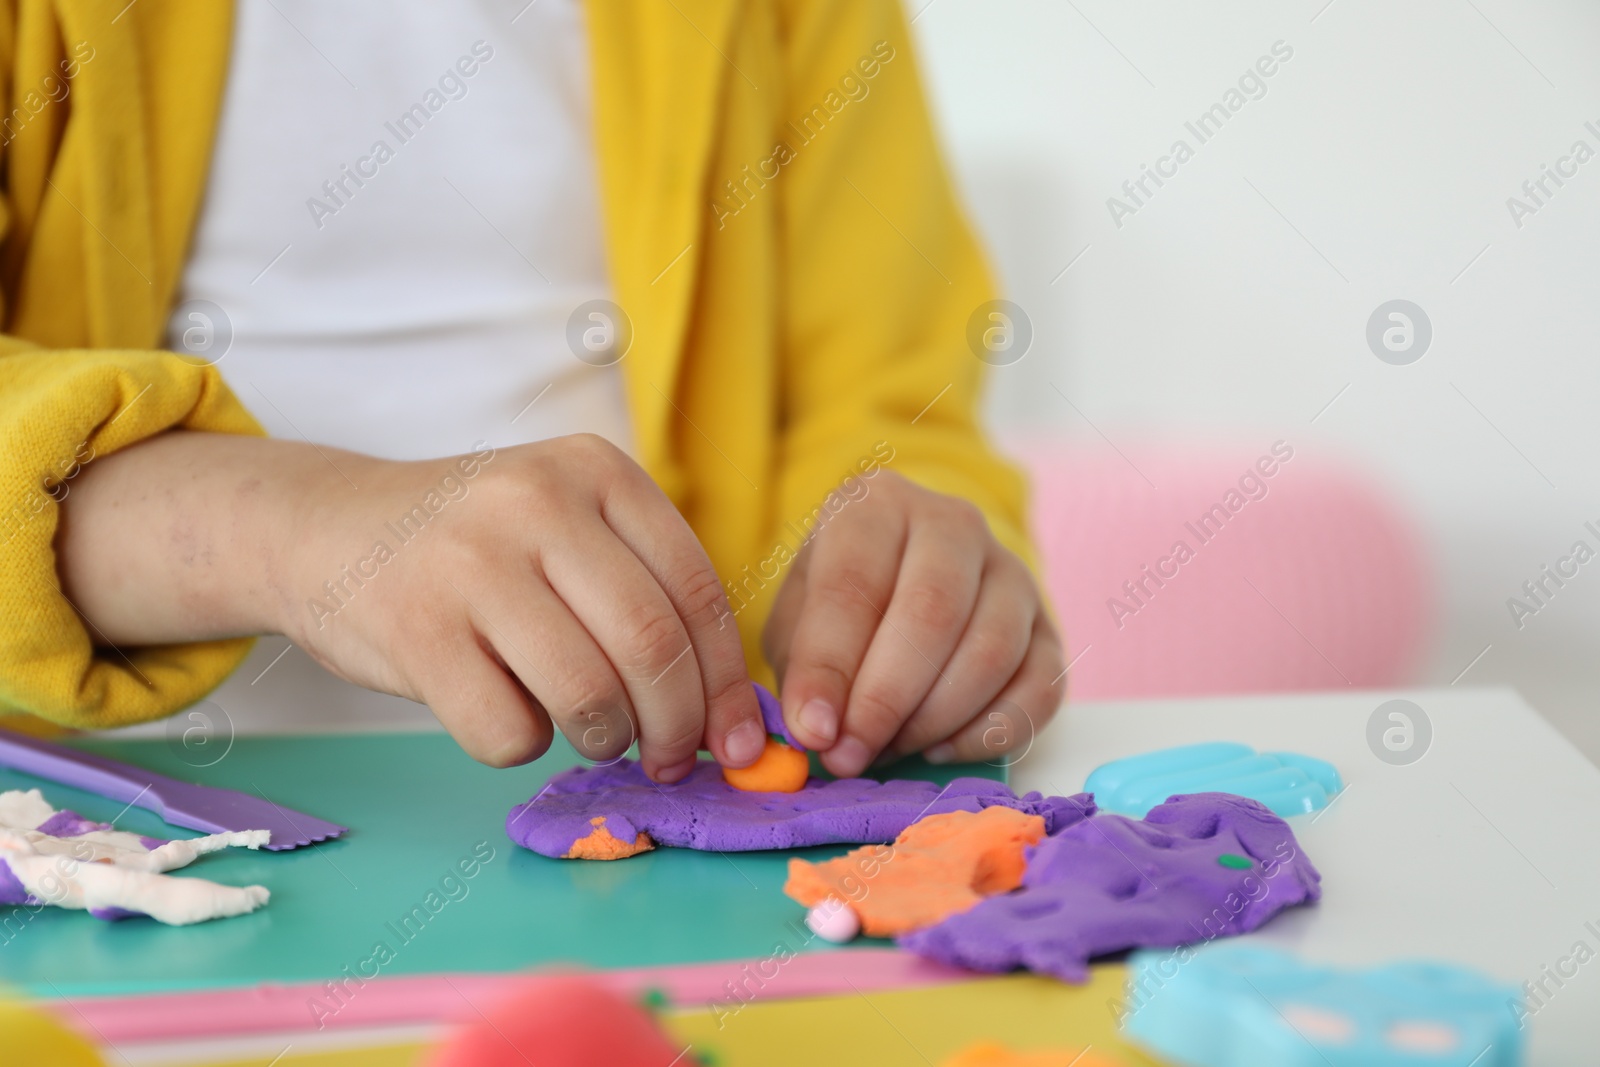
[1010,440,1431,700]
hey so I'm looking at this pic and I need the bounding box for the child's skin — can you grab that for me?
[55,432,1063,781]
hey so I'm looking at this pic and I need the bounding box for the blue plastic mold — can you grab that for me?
[1121,943,1524,1067]
[1084,741,1342,817]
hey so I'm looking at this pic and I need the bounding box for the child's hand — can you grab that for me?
[282,434,762,779]
[762,472,1064,776]
[55,431,762,781]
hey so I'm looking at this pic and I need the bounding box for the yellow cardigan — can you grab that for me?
[0,0,1031,729]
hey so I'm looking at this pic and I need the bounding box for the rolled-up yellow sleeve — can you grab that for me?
[0,345,264,728]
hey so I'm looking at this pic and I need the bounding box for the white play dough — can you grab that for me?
[18,826,269,872]
[0,788,57,828]
[0,789,271,925]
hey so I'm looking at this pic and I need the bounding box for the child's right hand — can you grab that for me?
[55,432,763,780]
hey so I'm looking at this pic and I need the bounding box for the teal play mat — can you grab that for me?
[0,732,1001,997]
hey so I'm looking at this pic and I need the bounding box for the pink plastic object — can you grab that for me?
[1011,442,1430,699]
[49,948,971,1043]
[425,975,687,1067]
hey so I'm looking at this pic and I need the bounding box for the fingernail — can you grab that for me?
[829,736,872,777]
[925,743,956,765]
[724,719,766,766]
[798,699,838,743]
[654,756,698,783]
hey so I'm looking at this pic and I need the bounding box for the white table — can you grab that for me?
[1013,685,1600,1067]
[117,684,1599,1065]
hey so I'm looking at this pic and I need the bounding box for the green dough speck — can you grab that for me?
[1216,853,1253,869]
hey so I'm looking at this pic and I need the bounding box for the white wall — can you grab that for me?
[910,0,1600,757]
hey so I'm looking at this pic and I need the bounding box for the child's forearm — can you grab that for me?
[54,431,342,646]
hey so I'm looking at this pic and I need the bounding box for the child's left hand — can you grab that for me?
[761,472,1065,776]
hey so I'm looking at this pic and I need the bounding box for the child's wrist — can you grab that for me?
[258,442,380,644]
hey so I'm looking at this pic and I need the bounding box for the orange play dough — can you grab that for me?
[942,1041,1125,1067]
[722,737,810,793]
[563,816,654,860]
[785,806,1046,937]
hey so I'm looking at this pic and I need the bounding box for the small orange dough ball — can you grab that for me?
[723,737,810,793]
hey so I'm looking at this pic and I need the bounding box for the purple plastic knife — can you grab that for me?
[0,729,346,850]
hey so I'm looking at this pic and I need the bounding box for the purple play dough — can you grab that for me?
[754,683,804,750]
[29,808,167,852]
[899,792,1322,982]
[0,857,27,905]
[28,808,169,853]
[35,810,111,838]
[506,759,1087,858]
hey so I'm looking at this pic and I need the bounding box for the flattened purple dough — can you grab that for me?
[0,858,26,906]
[506,759,1089,858]
[899,792,1321,981]
[35,809,111,838]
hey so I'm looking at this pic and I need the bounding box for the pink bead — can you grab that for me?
[806,898,861,943]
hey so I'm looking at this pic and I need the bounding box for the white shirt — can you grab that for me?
[167,0,632,462]
[153,0,631,734]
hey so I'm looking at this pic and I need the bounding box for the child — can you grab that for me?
[1,0,1061,783]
